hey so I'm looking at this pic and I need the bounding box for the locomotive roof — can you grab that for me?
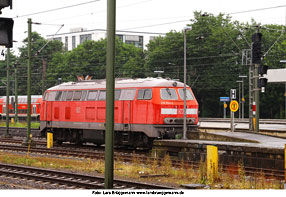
[47,78,189,91]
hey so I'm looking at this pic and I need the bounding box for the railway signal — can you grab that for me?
[251,33,262,64]
[0,0,13,48]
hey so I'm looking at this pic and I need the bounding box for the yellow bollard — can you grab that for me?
[207,145,218,180]
[11,118,14,124]
[47,132,53,149]
[253,118,256,130]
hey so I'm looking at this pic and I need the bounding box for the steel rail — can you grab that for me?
[0,163,175,189]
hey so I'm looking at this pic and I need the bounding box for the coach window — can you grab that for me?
[98,90,106,100]
[73,91,82,101]
[87,90,98,100]
[55,91,62,101]
[47,91,57,101]
[178,89,194,100]
[137,89,152,100]
[65,91,74,101]
[160,88,178,100]
[119,89,136,100]
[81,90,88,101]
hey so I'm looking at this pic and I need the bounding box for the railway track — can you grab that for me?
[0,163,175,189]
[0,138,284,182]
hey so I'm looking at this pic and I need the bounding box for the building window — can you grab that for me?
[125,35,143,49]
[65,36,68,50]
[53,37,62,42]
[72,36,76,49]
[80,34,92,44]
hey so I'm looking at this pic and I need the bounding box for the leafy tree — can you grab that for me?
[17,32,63,95]
[47,38,145,85]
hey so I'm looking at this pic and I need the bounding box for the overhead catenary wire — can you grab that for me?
[13,0,101,19]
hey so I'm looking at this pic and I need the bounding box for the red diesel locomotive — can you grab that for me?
[40,78,199,148]
[0,95,42,120]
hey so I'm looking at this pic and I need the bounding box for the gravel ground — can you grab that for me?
[0,176,77,189]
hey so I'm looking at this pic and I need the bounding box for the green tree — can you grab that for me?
[47,38,145,85]
[17,32,63,95]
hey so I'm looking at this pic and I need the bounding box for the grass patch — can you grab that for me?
[0,152,283,189]
[0,121,40,128]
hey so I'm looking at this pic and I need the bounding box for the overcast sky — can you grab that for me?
[1,0,286,52]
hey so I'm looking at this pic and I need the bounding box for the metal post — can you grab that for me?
[239,76,247,119]
[254,64,259,132]
[236,81,241,119]
[14,65,18,123]
[183,27,190,140]
[105,0,116,189]
[249,63,254,131]
[223,101,226,119]
[24,18,32,144]
[5,48,11,138]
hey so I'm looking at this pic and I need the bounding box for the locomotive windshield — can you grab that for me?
[160,88,178,100]
[178,89,194,100]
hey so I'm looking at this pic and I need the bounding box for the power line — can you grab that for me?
[13,0,101,19]
[228,4,286,15]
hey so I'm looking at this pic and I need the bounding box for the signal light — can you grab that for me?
[0,17,14,48]
[258,78,268,88]
[258,65,268,75]
[251,33,263,64]
[252,32,262,42]
[0,0,12,11]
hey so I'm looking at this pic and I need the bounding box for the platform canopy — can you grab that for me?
[266,69,286,83]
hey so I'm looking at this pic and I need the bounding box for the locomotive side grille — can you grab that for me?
[164,118,195,124]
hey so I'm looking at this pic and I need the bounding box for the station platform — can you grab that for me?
[199,120,286,139]
[152,131,286,170]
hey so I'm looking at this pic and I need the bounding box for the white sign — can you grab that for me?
[230,89,236,99]
[266,69,286,83]
[0,46,6,61]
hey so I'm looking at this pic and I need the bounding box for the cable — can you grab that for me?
[228,4,286,15]
[13,0,101,19]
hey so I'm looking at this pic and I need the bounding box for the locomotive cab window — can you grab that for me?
[61,91,67,101]
[137,89,152,100]
[160,88,178,100]
[47,91,57,101]
[65,91,74,101]
[119,89,136,100]
[73,91,82,101]
[55,91,62,101]
[178,89,194,100]
[81,90,88,101]
[87,90,98,100]
[98,90,106,100]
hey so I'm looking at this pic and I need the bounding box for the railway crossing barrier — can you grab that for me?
[207,145,218,181]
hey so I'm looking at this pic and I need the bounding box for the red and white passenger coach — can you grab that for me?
[40,78,199,148]
[0,95,42,120]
